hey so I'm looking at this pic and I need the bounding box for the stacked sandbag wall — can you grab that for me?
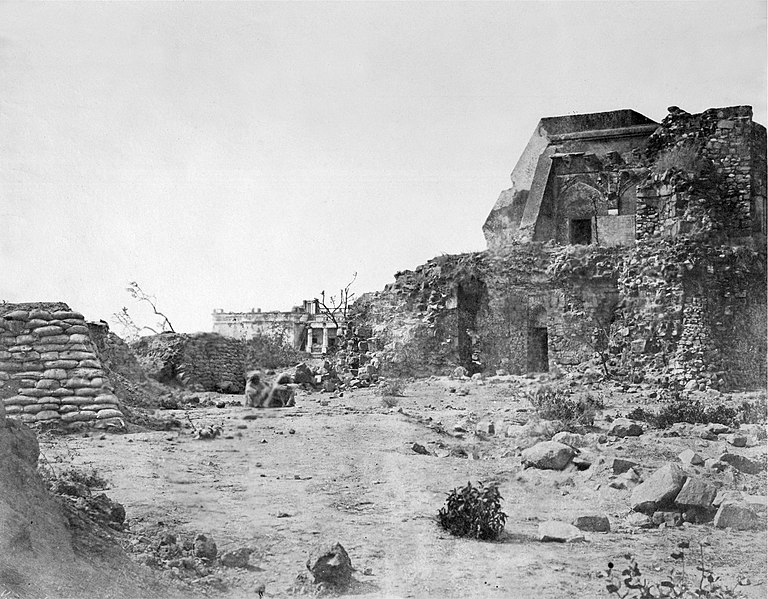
[0,303,124,429]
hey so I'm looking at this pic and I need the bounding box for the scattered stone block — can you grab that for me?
[631,463,686,513]
[713,489,741,508]
[411,443,430,455]
[613,467,642,489]
[725,434,748,448]
[624,512,654,529]
[611,457,640,475]
[219,547,253,568]
[705,458,729,472]
[714,502,761,530]
[572,514,610,532]
[707,423,731,435]
[674,478,716,509]
[538,520,585,542]
[608,418,643,437]
[194,534,217,561]
[652,510,683,527]
[718,453,762,475]
[307,543,353,590]
[743,495,767,514]
[678,449,704,466]
[551,431,585,448]
[521,441,575,471]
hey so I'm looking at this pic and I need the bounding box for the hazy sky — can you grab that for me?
[1,1,765,334]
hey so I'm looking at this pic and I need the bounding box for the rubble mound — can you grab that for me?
[0,413,175,598]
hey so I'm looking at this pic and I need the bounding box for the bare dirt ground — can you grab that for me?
[38,377,767,599]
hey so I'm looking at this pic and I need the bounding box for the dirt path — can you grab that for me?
[39,379,767,599]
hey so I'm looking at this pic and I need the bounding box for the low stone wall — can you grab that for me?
[0,303,124,429]
[130,332,308,393]
[177,333,245,392]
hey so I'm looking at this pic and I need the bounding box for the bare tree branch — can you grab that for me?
[315,272,357,331]
[126,281,176,333]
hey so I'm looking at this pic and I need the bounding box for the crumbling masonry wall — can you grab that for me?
[131,333,246,392]
[0,303,124,428]
[130,332,310,393]
[356,246,624,377]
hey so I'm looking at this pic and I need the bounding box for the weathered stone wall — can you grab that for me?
[131,333,245,392]
[179,334,246,392]
[0,303,124,429]
[130,332,309,392]
[639,106,766,240]
[355,245,623,376]
[607,238,766,391]
[359,235,765,393]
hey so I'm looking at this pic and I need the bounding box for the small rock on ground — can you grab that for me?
[521,441,575,471]
[571,515,610,532]
[538,520,585,542]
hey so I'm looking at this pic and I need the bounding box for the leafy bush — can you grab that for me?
[375,379,406,398]
[652,143,709,179]
[624,401,738,429]
[38,462,109,493]
[606,542,746,598]
[380,396,400,408]
[437,482,507,540]
[60,467,109,489]
[738,397,767,425]
[526,383,603,429]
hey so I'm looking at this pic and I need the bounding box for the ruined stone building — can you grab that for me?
[213,299,342,356]
[357,106,766,392]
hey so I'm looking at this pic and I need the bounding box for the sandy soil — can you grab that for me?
[38,377,767,599]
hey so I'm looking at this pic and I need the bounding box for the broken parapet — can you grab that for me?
[0,303,124,429]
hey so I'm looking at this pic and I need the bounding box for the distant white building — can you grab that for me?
[212,299,343,356]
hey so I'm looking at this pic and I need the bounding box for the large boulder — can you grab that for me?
[521,441,575,471]
[306,542,353,590]
[718,453,762,475]
[674,478,716,510]
[714,502,762,530]
[631,463,686,513]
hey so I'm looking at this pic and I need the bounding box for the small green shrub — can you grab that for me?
[437,482,507,540]
[605,542,747,598]
[738,397,767,425]
[652,143,709,179]
[380,395,400,408]
[61,467,108,489]
[38,463,109,492]
[375,379,406,398]
[527,383,603,429]
[624,401,738,429]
